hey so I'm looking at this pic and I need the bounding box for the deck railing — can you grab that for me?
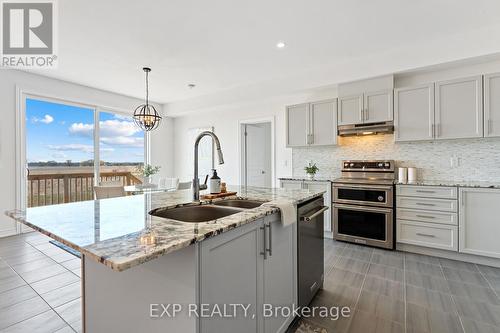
[27,171,142,207]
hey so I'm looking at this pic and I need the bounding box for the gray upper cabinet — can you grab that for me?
[338,94,363,126]
[394,83,434,142]
[338,90,393,126]
[286,103,309,147]
[286,99,337,147]
[364,90,393,123]
[484,72,500,137]
[310,99,337,146]
[435,75,483,140]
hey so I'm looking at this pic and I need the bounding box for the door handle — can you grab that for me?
[260,225,267,259]
[300,206,329,222]
[265,223,272,256]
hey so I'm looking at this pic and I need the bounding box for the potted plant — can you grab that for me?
[304,162,319,180]
[136,164,161,185]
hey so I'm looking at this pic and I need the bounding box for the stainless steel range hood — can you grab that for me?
[338,121,394,136]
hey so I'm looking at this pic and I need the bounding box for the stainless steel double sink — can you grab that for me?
[149,199,266,223]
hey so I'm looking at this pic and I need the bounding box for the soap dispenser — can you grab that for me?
[209,169,221,194]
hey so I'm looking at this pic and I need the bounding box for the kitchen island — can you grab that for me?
[6,186,325,333]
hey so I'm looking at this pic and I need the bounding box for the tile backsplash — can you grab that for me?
[292,134,500,182]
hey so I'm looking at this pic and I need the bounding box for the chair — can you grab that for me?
[177,181,192,190]
[94,186,125,199]
[159,177,179,189]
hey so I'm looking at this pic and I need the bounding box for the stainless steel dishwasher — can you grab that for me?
[298,196,327,308]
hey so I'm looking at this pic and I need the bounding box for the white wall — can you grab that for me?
[0,69,173,237]
[171,85,338,185]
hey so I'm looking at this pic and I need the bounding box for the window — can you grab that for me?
[24,97,146,207]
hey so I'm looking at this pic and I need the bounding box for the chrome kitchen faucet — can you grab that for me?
[193,131,224,201]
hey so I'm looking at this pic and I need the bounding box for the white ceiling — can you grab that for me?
[31,0,500,111]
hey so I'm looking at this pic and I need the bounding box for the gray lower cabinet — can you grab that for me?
[199,214,296,333]
[459,187,500,259]
[396,185,458,251]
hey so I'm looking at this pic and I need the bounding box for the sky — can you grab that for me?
[26,98,145,164]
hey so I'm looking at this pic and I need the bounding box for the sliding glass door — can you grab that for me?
[24,96,146,208]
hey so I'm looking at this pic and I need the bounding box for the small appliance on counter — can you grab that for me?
[407,167,417,183]
[333,160,395,249]
[398,167,408,184]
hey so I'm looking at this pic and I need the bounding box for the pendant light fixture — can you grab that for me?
[133,67,162,131]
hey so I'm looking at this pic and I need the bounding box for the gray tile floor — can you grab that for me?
[294,238,500,333]
[0,232,81,332]
[2,233,500,333]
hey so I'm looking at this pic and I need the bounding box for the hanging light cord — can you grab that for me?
[145,70,149,106]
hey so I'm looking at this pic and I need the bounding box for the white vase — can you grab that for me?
[307,173,315,180]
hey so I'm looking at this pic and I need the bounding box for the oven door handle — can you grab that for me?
[334,184,394,191]
[300,206,329,222]
[334,203,393,214]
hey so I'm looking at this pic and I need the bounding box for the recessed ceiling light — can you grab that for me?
[276,41,286,49]
[187,83,196,89]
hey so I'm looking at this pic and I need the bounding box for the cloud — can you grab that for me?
[47,144,95,153]
[68,119,143,148]
[32,114,54,124]
[100,136,144,147]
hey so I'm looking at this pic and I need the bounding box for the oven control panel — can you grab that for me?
[342,160,394,172]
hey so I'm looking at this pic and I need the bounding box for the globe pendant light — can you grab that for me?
[133,67,162,131]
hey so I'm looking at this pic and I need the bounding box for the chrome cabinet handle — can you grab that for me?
[416,215,436,219]
[266,223,272,256]
[300,206,329,222]
[416,190,436,194]
[260,225,267,259]
[416,233,436,238]
[416,202,436,206]
[365,108,369,121]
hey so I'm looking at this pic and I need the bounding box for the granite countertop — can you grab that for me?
[279,176,336,182]
[5,186,324,272]
[395,180,500,189]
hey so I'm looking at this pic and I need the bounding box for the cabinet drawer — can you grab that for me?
[396,208,457,225]
[396,196,457,212]
[397,185,457,199]
[397,220,458,251]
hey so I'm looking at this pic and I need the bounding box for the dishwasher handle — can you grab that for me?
[300,206,329,222]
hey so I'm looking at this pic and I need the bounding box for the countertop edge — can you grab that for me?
[5,190,325,272]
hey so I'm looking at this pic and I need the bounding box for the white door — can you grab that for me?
[286,103,309,147]
[435,76,483,139]
[262,215,296,333]
[459,188,500,259]
[394,84,435,142]
[303,181,332,232]
[280,180,303,190]
[242,123,272,188]
[484,72,500,137]
[310,99,337,146]
[364,90,393,123]
[338,94,363,126]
